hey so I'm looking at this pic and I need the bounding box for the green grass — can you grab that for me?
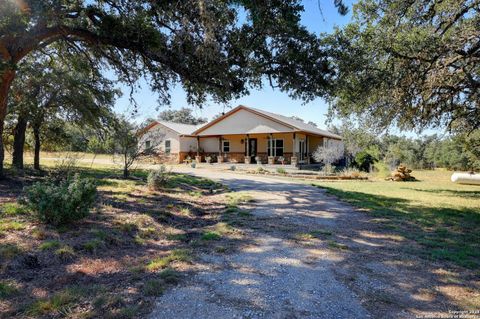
[0,220,26,231]
[146,249,191,271]
[0,203,28,216]
[143,279,165,296]
[26,286,86,316]
[313,169,480,268]
[0,243,22,259]
[201,231,222,241]
[167,173,221,189]
[82,239,104,253]
[39,240,61,251]
[0,281,18,299]
[54,245,75,260]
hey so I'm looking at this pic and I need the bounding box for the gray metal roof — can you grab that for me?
[248,107,342,139]
[156,121,202,135]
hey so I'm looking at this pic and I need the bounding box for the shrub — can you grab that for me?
[276,168,287,174]
[147,165,170,190]
[229,165,236,171]
[23,174,97,226]
[339,167,362,178]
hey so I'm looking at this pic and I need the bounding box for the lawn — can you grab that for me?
[0,164,241,318]
[313,169,480,269]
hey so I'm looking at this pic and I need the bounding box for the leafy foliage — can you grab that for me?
[326,0,480,132]
[23,174,97,226]
[147,166,170,191]
[158,107,207,125]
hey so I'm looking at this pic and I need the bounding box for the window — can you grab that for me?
[145,140,151,149]
[267,139,284,156]
[165,140,171,154]
[222,140,230,153]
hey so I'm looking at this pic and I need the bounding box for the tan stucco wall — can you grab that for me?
[179,136,197,153]
[139,124,180,154]
[197,109,294,136]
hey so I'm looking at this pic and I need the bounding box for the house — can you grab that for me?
[139,105,343,166]
[138,121,202,162]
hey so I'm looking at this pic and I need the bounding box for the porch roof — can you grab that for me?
[193,105,342,140]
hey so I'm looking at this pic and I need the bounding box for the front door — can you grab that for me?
[299,139,305,162]
[245,138,258,163]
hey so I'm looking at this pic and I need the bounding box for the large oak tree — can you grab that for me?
[0,0,347,176]
[325,0,479,133]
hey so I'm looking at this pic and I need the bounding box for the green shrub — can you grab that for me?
[23,174,97,226]
[147,166,170,190]
[276,168,287,174]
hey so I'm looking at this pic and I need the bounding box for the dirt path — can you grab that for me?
[147,167,470,319]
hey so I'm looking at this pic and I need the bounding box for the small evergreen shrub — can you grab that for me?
[23,174,97,226]
[147,166,170,190]
[276,168,287,174]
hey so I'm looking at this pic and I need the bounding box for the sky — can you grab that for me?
[112,0,434,137]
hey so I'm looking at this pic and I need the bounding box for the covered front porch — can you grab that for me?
[190,132,326,167]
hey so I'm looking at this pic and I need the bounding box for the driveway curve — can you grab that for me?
[149,166,457,319]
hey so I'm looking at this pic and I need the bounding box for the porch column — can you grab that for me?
[196,137,200,156]
[306,135,310,164]
[218,136,224,163]
[195,136,201,163]
[268,133,275,165]
[245,134,250,164]
[291,133,298,166]
[293,133,296,157]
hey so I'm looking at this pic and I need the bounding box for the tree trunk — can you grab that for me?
[33,125,41,170]
[0,69,16,178]
[123,166,129,179]
[12,114,28,169]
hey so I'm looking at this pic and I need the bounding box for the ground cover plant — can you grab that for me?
[313,170,480,269]
[0,164,239,318]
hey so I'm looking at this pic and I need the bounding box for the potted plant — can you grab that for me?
[278,156,285,165]
[255,156,261,164]
[205,156,212,164]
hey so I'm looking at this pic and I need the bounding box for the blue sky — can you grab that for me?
[113,0,356,128]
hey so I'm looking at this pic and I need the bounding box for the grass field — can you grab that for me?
[313,170,480,269]
[0,164,239,318]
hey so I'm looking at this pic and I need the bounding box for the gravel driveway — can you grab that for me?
[149,167,462,319]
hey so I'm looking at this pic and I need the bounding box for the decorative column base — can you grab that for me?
[218,156,224,163]
[291,156,298,166]
[195,155,202,163]
[268,156,275,165]
[244,156,251,164]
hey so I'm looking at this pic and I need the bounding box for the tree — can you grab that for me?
[7,48,117,169]
[112,116,164,179]
[325,0,480,133]
[313,143,343,173]
[158,107,207,125]
[0,0,347,177]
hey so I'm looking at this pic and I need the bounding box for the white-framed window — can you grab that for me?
[222,140,230,153]
[165,140,171,154]
[267,139,284,156]
[145,140,151,149]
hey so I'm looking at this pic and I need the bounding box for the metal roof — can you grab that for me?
[248,107,342,139]
[155,121,203,135]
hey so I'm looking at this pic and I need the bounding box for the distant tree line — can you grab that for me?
[330,124,480,172]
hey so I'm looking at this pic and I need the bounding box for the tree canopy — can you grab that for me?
[158,107,207,125]
[0,0,348,176]
[325,0,480,133]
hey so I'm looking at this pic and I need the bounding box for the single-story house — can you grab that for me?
[139,105,343,166]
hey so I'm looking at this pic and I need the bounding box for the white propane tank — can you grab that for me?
[451,172,480,185]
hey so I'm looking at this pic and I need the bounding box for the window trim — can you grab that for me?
[165,139,171,154]
[145,140,151,149]
[267,138,284,157]
[222,140,230,153]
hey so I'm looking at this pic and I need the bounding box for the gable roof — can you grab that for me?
[143,121,202,136]
[193,105,342,139]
